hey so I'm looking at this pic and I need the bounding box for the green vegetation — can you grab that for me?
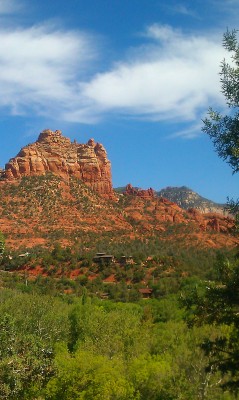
[183,29,239,394]
[183,254,239,393]
[0,236,238,399]
[0,287,237,399]
[0,225,237,398]
[0,240,234,300]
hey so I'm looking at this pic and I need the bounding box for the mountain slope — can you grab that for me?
[157,186,225,214]
[0,131,237,251]
[0,174,236,250]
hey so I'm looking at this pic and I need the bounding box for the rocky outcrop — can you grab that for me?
[122,185,234,234]
[124,184,155,199]
[4,129,114,199]
[187,208,234,233]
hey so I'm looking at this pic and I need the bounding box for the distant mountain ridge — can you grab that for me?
[157,186,226,215]
[115,185,226,215]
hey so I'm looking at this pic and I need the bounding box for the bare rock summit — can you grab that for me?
[3,129,114,199]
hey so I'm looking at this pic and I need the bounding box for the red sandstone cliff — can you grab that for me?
[3,129,114,199]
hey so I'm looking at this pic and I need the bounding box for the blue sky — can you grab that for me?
[0,0,238,203]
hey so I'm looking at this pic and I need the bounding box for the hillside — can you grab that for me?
[0,174,237,251]
[116,185,226,215]
[0,130,237,251]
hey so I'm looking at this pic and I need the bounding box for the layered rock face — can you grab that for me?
[4,129,114,198]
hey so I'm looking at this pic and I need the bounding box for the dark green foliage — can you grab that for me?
[202,29,239,174]
[202,29,239,222]
[203,107,239,174]
[183,254,239,393]
[197,29,239,392]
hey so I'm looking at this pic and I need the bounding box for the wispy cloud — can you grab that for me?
[82,25,226,125]
[0,0,22,14]
[169,122,204,139]
[169,3,197,18]
[213,0,239,8]
[0,23,98,121]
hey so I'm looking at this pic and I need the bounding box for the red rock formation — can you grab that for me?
[124,184,155,199]
[4,129,114,199]
[187,208,234,233]
[0,129,237,251]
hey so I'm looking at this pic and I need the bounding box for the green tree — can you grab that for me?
[0,291,70,399]
[183,256,239,393]
[185,29,239,393]
[0,313,54,399]
[202,29,239,175]
[202,29,239,225]
[45,345,136,400]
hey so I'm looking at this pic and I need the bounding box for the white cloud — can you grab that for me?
[0,17,228,132]
[173,4,196,17]
[166,3,198,18]
[170,122,204,139]
[82,25,226,124]
[0,24,97,119]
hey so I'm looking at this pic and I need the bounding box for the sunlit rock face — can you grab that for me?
[4,129,114,199]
